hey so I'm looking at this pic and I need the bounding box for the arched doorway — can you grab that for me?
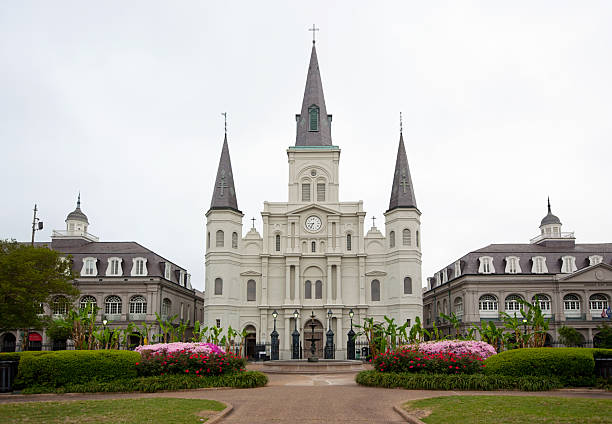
[1,333,16,352]
[28,332,42,351]
[302,318,324,359]
[243,325,256,359]
[544,333,553,347]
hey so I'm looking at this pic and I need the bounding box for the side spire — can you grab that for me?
[387,124,417,212]
[295,37,332,146]
[209,129,240,213]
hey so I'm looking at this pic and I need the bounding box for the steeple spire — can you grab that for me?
[387,129,417,212]
[209,133,240,213]
[77,192,81,209]
[295,41,332,146]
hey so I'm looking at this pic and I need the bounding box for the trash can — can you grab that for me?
[0,360,19,393]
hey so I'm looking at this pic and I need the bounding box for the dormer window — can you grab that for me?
[82,257,97,276]
[532,256,548,274]
[589,255,603,266]
[308,105,319,131]
[106,257,122,276]
[505,256,521,274]
[132,257,148,276]
[561,256,577,273]
[478,256,495,274]
[164,262,172,280]
[454,260,462,278]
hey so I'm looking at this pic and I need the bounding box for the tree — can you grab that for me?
[0,240,78,332]
[594,322,612,349]
[558,325,584,347]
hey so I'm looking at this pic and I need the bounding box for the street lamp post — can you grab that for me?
[522,318,528,348]
[347,309,355,360]
[102,319,108,349]
[270,310,279,360]
[325,309,335,359]
[291,310,300,359]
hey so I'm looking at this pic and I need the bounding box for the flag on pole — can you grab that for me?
[602,308,607,318]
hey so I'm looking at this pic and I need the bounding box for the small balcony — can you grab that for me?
[129,313,147,321]
[530,231,575,244]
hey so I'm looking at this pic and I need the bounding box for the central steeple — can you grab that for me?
[295,42,333,146]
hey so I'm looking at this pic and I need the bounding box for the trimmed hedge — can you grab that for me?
[20,371,268,394]
[356,370,562,391]
[14,350,140,389]
[484,348,596,386]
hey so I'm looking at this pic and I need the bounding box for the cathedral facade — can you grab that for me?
[204,43,423,359]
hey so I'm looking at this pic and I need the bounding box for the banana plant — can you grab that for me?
[439,312,462,339]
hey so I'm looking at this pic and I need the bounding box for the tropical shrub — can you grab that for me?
[14,350,140,389]
[356,370,562,391]
[411,340,496,360]
[135,342,225,356]
[373,348,485,374]
[484,347,595,386]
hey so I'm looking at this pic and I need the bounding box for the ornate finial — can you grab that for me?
[309,24,319,44]
[221,112,227,135]
[400,112,403,134]
[77,192,81,209]
[547,196,551,213]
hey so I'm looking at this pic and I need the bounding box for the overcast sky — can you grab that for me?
[2,2,611,292]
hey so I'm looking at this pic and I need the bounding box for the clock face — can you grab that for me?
[305,216,322,232]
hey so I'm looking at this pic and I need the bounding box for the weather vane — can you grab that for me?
[221,112,227,135]
[309,24,319,44]
[400,112,403,134]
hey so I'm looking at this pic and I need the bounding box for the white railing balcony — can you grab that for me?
[52,229,99,242]
[530,232,575,244]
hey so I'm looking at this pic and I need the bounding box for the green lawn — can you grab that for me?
[405,395,612,424]
[0,398,226,424]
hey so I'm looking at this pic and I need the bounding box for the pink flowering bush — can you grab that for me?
[373,348,485,374]
[135,342,225,356]
[135,343,245,377]
[411,340,497,360]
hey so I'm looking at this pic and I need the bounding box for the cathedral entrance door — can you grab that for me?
[243,325,256,359]
[303,319,324,359]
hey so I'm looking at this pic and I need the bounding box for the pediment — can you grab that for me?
[288,203,340,216]
[559,263,612,283]
[240,270,262,277]
[365,270,387,277]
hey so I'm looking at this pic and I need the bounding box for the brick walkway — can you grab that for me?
[1,371,611,423]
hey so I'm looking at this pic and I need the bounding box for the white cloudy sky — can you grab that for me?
[2,1,611,292]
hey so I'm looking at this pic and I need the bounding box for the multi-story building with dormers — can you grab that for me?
[423,200,612,347]
[203,42,423,359]
[0,196,204,352]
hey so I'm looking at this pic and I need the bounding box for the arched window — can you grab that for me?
[315,280,322,299]
[308,105,319,131]
[532,294,551,313]
[589,294,608,312]
[216,230,224,247]
[479,295,498,312]
[305,280,312,299]
[564,294,580,311]
[316,183,326,202]
[346,234,352,251]
[389,231,395,248]
[105,295,122,315]
[129,295,147,314]
[311,241,316,253]
[51,296,69,316]
[416,230,420,247]
[302,183,311,202]
[454,297,463,316]
[214,278,223,295]
[505,294,522,312]
[402,229,411,246]
[371,279,380,302]
[275,234,281,252]
[162,298,171,317]
[79,295,97,312]
[403,277,412,294]
[247,280,256,301]
[232,232,238,249]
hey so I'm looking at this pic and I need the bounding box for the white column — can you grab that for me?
[295,263,300,305]
[337,314,344,359]
[327,264,333,303]
[284,317,290,352]
[337,262,343,304]
[285,264,291,304]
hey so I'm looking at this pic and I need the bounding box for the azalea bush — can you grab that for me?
[373,348,485,374]
[135,343,245,377]
[412,340,497,360]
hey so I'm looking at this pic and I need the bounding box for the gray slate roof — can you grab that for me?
[387,132,418,212]
[295,44,332,146]
[209,134,240,213]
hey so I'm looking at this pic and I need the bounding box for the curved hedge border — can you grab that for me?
[13,350,140,389]
[20,371,268,394]
[356,370,562,391]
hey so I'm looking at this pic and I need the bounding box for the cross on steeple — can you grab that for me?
[217,170,228,196]
[371,216,376,227]
[251,217,256,229]
[400,169,409,194]
[309,24,319,44]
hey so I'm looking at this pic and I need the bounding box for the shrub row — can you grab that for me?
[356,370,562,391]
[136,350,245,377]
[373,348,485,374]
[20,371,268,394]
[13,350,141,389]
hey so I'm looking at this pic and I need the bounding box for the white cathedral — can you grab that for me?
[204,42,423,359]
